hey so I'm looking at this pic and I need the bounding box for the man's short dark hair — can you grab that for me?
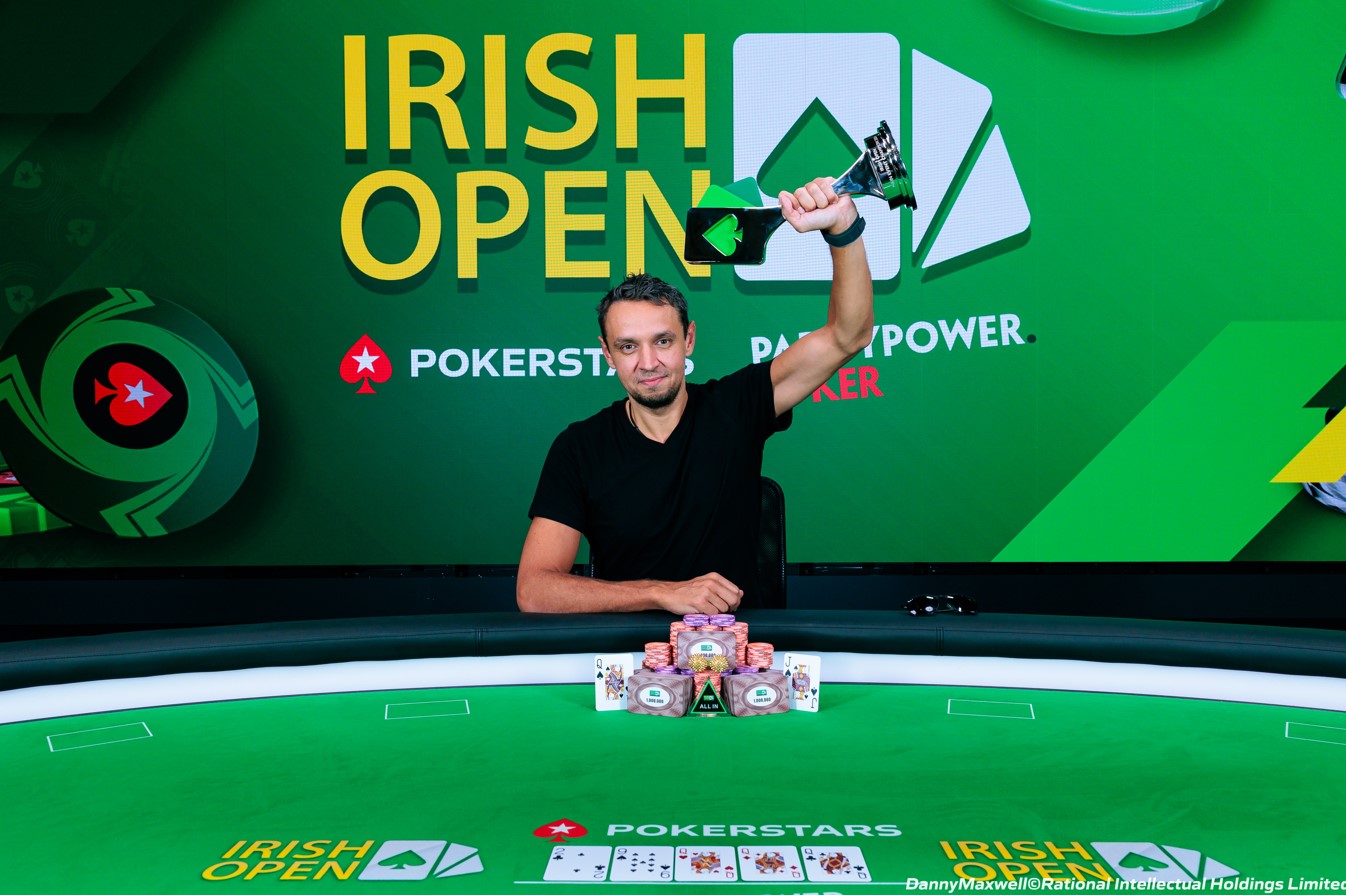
[596,273,690,342]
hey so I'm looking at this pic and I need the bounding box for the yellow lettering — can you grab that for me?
[329,840,374,859]
[545,170,608,279]
[959,841,996,860]
[940,841,957,860]
[221,841,246,860]
[1035,862,1070,881]
[954,861,996,881]
[457,170,529,279]
[388,35,467,150]
[296,840,330,859]
[202,861,247,881]
[315,860,359,880]
[614,34,705,149]
[244,861,286,879]
[484,35,508,150]
[524,33,597,151]
[1000,863,1031,880]
[1048,842,1094,861]
[341,170,442,281]
[344,35,367,151]
[1068,863,1113,882]
[1013,842,1049,861]
[240,841,281,860]
[281,861,318,880]
[625,169,709,278]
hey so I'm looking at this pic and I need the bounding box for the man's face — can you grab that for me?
[600,300,695,410]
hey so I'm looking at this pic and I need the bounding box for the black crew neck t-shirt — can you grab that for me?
[528,360,791,608]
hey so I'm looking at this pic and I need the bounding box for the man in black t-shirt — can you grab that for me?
[518,177,875,614]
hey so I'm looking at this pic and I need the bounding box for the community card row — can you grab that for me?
[542,843,872,883]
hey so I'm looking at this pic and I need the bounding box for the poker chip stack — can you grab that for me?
[669,620,688,657]
[644,641,672,670]
[626,613,788,717]
[731,621,749,666]
[746,642,774,671]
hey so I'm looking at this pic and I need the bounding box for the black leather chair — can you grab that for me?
[586,475,787,609]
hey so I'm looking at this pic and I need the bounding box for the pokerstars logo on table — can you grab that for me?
[530,818,900,885]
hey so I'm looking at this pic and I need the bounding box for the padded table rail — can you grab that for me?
[3,610,1346,691]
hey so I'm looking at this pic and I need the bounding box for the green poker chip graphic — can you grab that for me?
[0,287,258,537]
[1000,0,1225,35]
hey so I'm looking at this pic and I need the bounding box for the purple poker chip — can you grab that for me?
[683,614,709,627]
[680,668,695,675]
[654,666,679,674]
[735,666,760,674]
[709,614,735,626]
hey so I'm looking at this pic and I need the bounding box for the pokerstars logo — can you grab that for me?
[74,344,188,449]
[733,33,1030,281]
[340,334,392,394]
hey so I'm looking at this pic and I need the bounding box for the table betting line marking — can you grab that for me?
[1284,720,1346,746]
[46,721,153,752]
[946,698,1036,720]
[384,699,471,720]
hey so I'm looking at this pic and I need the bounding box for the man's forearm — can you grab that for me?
[826,235,876,356]
[517,568,665,613]
[517,568,744,615]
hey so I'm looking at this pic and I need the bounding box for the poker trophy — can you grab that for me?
[683,120,914,265]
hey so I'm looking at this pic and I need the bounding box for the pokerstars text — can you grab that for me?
[341,34,708,283]
[606,823,902,837]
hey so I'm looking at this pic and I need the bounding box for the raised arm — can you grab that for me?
[768,177,876,415]
[516,516,744,614]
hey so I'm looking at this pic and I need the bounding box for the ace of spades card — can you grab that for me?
[610,845,674,882]
[674,845,737,882]
[594,654,632,710]
[801,845,871,883]
[543,845,612,882]
[782,652,821,712]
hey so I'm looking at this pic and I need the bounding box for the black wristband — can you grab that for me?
[822,215,865,247]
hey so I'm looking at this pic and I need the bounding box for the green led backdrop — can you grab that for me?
[2,0,1345,567]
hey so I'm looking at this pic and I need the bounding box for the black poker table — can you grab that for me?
[2,611,1345,891]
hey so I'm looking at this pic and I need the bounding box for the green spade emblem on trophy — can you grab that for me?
[702,213,744,257]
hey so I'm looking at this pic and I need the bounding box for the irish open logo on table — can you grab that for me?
[933,839,1238,882]
[201,840,482,882]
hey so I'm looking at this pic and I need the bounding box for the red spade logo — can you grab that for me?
[340,334,392,394]
[93,362,173,426]
[532,818,588,843]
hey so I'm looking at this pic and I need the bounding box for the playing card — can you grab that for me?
[357,841,448,880]
[432,843,483,878]
[782,652,821,712]
[543,845,612,882]
[674,845,737,882]
[801,845,870,883]
[594,653,633,711]
[1090,843,1238,882]
[610,845,674,882]
[738,845,804,882]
